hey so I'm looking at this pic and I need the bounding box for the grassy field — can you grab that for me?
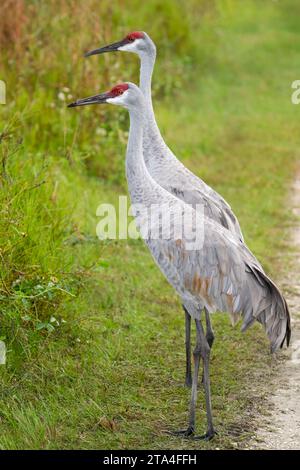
[0,0,299,449]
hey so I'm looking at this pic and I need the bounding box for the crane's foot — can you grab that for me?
[170,426,194,438]
[192,429,218,441]
[170,428,217,441]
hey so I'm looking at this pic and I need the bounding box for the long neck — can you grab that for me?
[139,52,156,114]
[139,50,176,168]
[126,106,161,206]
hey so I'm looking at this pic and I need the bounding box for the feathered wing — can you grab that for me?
[173,187,244,242]
[143,123,244,242]
[147,216,290,353]
[244,264,291,352]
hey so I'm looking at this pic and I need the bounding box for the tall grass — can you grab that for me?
[0,0,218,359]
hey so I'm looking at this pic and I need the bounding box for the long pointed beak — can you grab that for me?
[68,92,110,108]
[84,39,128,57]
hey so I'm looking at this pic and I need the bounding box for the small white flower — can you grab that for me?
[0,341,6,365]
[58,92,66,101]
[96,127,107,137]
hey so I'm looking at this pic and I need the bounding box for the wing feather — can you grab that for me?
[146,212,290,352]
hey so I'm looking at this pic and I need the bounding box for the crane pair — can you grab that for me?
[68,31,290,440]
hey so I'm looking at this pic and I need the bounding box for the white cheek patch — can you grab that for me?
[118,39,142,53]
[107,90,129,106]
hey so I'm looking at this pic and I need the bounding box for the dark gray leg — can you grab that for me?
[194,320,215,440]
[183,306,192,388]
[172,319,216,440]
[204,307,214,348]
[187,322,201,434]
[172,319,201,437]
[201,308,214,384]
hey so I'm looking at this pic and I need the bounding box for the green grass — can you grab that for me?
[0,0,299,449]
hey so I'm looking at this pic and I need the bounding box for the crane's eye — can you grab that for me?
[110,83,129,97]
[112,88,123,96]
[126,31,144,42]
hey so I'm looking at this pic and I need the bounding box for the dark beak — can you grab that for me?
[84,39,128,57]
[68,91,110,108]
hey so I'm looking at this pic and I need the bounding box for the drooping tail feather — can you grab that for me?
[281,296,291,348]
[244,264,291,352]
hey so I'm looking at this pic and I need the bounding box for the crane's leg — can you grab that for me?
[183,305,192,388]
[204,307,214,349]
[201,307,214,384]
[172,319,201,437]
[172,320,216,440]
[194,320,216,440]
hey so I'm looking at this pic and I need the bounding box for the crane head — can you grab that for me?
[84,31,156,59]
[68,82,144,110]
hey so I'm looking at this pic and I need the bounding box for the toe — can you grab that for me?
[193,430,216,441]
[170,427,194,437]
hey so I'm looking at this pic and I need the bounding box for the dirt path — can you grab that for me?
[250,174,300,450]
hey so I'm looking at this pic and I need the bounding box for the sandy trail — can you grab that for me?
[250,174,300,450]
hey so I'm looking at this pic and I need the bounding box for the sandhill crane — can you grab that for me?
[85,31,253,386]
[68,83,291,440]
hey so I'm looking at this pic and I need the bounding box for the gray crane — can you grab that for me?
[68,83,290,440]
[85,31,248,387]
